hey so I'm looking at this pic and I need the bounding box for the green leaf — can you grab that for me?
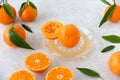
[102,35,120,43]
[77,68,101,78]
[101,45,115,53]
[101,0,111,6]
[99,4,116,27]
[21,24,33,33]
[3,4,15,20]
[20,2,27,16]
[29,1,37,9]
[9,27,34,50]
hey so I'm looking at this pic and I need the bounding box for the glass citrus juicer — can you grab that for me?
[41,21,94,58]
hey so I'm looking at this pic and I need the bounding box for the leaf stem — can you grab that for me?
[3,0,4,4]
[0,0,2,4]
[5,0,7,4]
[113,0,116,4]
[101,0,112,6]
[27,0,29,4]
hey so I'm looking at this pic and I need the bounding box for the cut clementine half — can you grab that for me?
[46,66,74,80]
[41,21,63,40]
[9,70,35,80]
[24,52,50,72]
[57,24,81,48]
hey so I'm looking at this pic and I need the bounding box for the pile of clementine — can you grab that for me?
[9,52,74,80]
[1,0,38,49]
[0,0,37,25]
[4,0,120,80]
[100,0,120,76]
[41,21,81,48]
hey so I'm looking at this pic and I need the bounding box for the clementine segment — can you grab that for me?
[105,5,120,22]
[9,70,35,80]
[41,21,63,40]
[0,5,16,24]
[57,24,80,48]
[46,66,74,80]
[19,4,37,22]
[3,25,26,47]
[24,52,50,72]
[108,51,120,76]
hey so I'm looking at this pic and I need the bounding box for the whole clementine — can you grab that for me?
[57,24,81,48]
[105,5,120,22]
[19,4,37,22]
[3,25,26,47]
[0,5,16,24]
[108,51,120,76]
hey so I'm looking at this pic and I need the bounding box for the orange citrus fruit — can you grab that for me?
[57,24,80,48]
[19,4,37,22]
[9,70,35,80]
[105,5,120,22]
[46,66,74,80]
[41,21,63,40]
[108,51,120,76]
[24,52,50,72]
[3,25,26,47]
[0,5,16,24]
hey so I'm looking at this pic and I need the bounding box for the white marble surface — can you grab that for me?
[0,0,120,80]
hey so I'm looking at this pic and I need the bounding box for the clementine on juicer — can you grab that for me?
[57,24,81,48]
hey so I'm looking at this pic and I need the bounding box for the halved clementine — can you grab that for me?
[24,52,50,72]
[9,70,35,80]
[46,66,74,80]
[41,21,63,40]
